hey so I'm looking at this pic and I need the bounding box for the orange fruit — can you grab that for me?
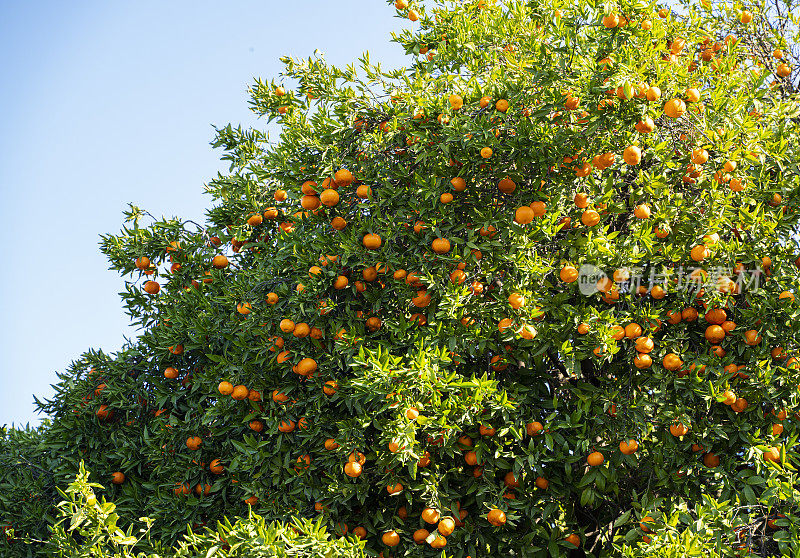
[231,385,249,400]
[744,330,761,345]
[581,210,600,227]
[381,530,400,547]
[344,461,362,477]
[487,508,507,526]
[422,508,440,524]
[670,422,689,436]
[624,323,642,339]
[731,397,748,413]
[413,528,430,544]
[619,439,638,455]
[508,293,525,309]
[526,421,543,436]
[514,205,534,224]
[560,266,579,283]
[587,451,604,466]
[432,238,451,254]
[763,447,780,463]
[634,337,654,353]
[278,419,296,433]
[705,325,725,343]
[662,353,683,371]
[623,145,642,165]
[498,178,516,193]
[703,452,720,467]
[664,98,687,118]
[438,517,455,536]
[634,353,652,369]
[186,436,202,450]
[363,233,382,250]
[143,281,160,294]
[690,244,708,261]
[217,381,234,395]
[323,380,338,396]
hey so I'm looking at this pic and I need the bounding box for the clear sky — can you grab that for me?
[0,1,408,427]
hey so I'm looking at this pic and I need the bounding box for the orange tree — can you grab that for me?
[3,0,800,556]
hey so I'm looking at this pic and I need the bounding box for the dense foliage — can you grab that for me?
[3,0,800,556]
[39,463,365,558]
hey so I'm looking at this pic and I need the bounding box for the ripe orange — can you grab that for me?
[487,508,506,526]
[581,210,600,226]
[363,233,382,249]
[448,94,464,109]
[323,380,338,396]
[763,447,781,463]
[602,13,619,27]
[633,204,651,218]
[731,397,748,413]
[664,98,687,118]
[587,451,604,466]
[344,461,362,477]
[703,452,720,467]
[634,337,654,353]
[623,145,642,165]
[422,507,440,524]
[634,353,652,369]
[231,385,249,400]
[526,421,543,435]
[670,422,689,436]
[186,436,202,450]
[438,517,455,536]
[635,116,655,133]
[451,177,466,191]
[662,353,683,371]
[508,293,525,309]
[705,325,725,343]
[381,530,400,547]
[217,380,233,395]
[690,244,708,261]
[744,330,761,345]
[646,86,662,101]
[143,281,160,294]
[560,266,579,283]
[432,238,451,254]
[619,439,638,455]
[514,205,534,224]
[111,472,125,484]
[249,420,264,432]
[498,178,516,193]
[530,201,546,217]
[278,419,295,433]
[413,528,430,544]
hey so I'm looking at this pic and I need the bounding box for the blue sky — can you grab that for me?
[0,1,408,427]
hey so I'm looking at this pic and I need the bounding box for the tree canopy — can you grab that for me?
[3,0,800,556]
